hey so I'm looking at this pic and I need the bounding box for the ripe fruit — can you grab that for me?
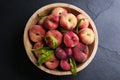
[60,13,77,30]
[29,25,46,42]
[45,55,59,69]
[28,7,96,72]
[60,59,71,70]
[77,14,89,28]
[73,42,89,62]
[45,30,63,49]
[64,31,79,47]
[52,7,68,16]
[33,41,44,58]
[55,47,67,60]
[64,47,73,57]
[44,15,59,30]
[78,28,95,45]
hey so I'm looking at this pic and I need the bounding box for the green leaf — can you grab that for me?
[45,35,58,49]
[32,47,55,65]
[59,27,68,33]
[32,47,50,54]
[69,57,77,75]
[76,18,85,34]
[38,50,54,65]
[37,14,48,19]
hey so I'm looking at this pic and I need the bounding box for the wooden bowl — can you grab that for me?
[23,3,98,75]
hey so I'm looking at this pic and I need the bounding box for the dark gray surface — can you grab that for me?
[0,0,120,80]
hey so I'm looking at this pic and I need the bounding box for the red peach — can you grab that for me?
[60,59,71,70]
[73,42,89,62]
[74,51,87,62]
[55,47,67,60]
[45,30,63,49]
[77,14,89,28]
[44,15,59,30]
[45,55,59,69]
[64,47,73,57]
[64,31,79,47]
[48,14,59,23]
[29,25,46,42]
[52,7,68,16]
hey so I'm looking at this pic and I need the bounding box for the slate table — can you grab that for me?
[0,0,120,80]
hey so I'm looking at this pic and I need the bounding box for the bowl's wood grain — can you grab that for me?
[23,3,98,75]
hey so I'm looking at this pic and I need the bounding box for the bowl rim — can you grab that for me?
[23,3,98,75]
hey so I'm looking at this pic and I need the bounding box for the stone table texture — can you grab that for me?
[0,0,120,80]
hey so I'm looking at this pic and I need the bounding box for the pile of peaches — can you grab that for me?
[29,7,95,74]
